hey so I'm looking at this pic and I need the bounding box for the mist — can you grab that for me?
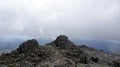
[0,0,120,40]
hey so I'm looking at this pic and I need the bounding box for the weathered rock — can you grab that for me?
[91,57,99,63]
[55,35,75,47]
[114,60,120,67]
[0,35,120,67]
[17,39,40,53]
[48,35,76,49]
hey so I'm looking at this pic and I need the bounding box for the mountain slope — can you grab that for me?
[0,37,120,55]
[0,35,120,67]
[73,39,120,54]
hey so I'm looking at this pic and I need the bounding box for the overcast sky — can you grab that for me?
[0,0,120,40]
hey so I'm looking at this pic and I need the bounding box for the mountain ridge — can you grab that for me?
[0,35,120,67]
[0,38,120,55]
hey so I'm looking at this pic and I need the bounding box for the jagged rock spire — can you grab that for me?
[54,35,75,47]
[55,35,69,42]
[17,39,39,53]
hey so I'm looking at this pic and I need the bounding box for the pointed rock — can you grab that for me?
[53,35,75,48]
[17,39,40,53]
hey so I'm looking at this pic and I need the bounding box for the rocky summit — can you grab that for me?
[47,35,75,48]
[0,35,120,67]
[17,39,40,53]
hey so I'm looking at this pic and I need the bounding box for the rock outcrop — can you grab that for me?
[54,35,75,47]
[47,35,76,49]
[0,35,120,67]
[17,39,40,53]
[114,60,120,67]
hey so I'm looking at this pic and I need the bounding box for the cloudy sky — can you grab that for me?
[0,0,120,40]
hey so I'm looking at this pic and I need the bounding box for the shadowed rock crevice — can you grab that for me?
[114,61,120,67]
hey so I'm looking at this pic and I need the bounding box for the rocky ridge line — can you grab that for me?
[0,35,120,67]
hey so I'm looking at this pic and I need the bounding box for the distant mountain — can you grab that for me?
[72,39,120,54]
[0,37,120,55]
[0,38,24,51]
[0,35,120,67]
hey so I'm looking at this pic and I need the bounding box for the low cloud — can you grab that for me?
[0,0,120,40]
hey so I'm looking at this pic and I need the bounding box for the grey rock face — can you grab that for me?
[52,35,75,48]
[0,35,120,67]
[114,60,120,67]
[17,39,39,53]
